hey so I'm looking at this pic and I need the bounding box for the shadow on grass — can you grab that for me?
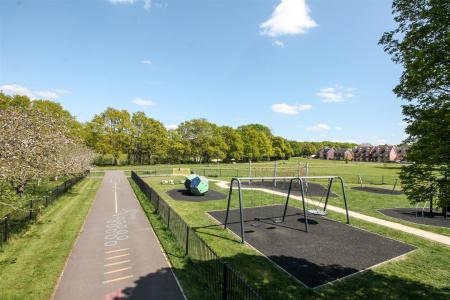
[113,252,450,300]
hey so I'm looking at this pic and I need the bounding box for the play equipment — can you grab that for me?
[184,174,209,196]
[223,176,350,243]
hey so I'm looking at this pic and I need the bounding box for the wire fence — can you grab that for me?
[0,173,87,247]
[131,171,263,300]
[133,166,400,188]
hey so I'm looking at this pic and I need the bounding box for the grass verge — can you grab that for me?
[0,178,101,300]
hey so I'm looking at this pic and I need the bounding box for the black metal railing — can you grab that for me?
[0,173,87,246]
[131,171,262,300]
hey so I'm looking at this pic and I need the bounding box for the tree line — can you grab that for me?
[1,92,356,168]
[83,107,357,165]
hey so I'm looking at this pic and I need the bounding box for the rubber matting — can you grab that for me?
[209,205,415,288]
[379,208,450,228]
[167,189,227,202]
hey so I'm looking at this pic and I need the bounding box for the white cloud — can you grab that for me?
[54,89,70,94]
[260,0,317,37]
[109,0,135,4]
[165,124,178,130]
[144,0,152,11]
[132,97,155,107]
[34,90,59,99]
[271,103,312,115]
[141,59,152,65]
[273,40,285,47]
[306,123,330,132]
[0,83,67,100]
[335,126,343,130]
[315,85,355,103]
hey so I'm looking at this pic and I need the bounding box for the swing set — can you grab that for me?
[224,176,350,243]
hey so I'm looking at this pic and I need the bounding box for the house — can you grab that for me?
[325,148,336,160]
[317,147,336,160]
[370,145,398,162]
[353,145,373,161]
[335,148,353,161]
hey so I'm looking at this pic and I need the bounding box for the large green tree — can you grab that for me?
[380,0,450,210]
[85,108,131,165]
[129,112,168,164]
[177,119,227,162]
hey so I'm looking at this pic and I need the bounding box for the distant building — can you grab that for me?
[353,145,374,161]
[316,147,336,160]
[370,145,397,162]
[335,148,353,161]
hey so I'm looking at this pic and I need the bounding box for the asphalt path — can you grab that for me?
[53,171,184,300]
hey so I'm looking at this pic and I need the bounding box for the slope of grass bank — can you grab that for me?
[0,178,101,300]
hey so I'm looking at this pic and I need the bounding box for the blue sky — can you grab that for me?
[0,0,407,145]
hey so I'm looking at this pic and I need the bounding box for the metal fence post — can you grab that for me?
[29,200,33,220]
[185,226,190,256]
[4,215,9,242]
[167,207,171,228]
[222,263,229,300]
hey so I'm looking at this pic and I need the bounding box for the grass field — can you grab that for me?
[119,158,448,236]
[139,176,450,299]
[95,157,403,184]
[0,178,101,300]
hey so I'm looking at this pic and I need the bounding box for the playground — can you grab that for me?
[134,171,450,299]
[209,204,415,288]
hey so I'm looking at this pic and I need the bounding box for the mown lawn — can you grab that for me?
[0,178,101,300]
[95,157,403,184]
[140,176,450,300]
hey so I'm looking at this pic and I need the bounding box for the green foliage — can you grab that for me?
[380,0,450,207]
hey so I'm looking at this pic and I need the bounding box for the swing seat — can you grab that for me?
[307,209,327,216]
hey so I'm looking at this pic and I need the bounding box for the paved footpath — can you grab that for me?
[53,171,185,300]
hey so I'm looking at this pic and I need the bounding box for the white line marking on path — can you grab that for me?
[114,183,118,214]
[105,248,129,254]
[105,253,129,260]
[104,260,131,267]
[102,275,133,284]
[104,267,132,275]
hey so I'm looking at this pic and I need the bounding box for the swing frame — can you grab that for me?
[223,176,350,243]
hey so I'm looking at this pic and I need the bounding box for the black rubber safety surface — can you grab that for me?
[209,205,415,288]
[167,189,227,202]
[352,186,403,195]
[379,208,450,228]
[241,181,338,197]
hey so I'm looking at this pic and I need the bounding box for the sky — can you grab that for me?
[0,0,407,145]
